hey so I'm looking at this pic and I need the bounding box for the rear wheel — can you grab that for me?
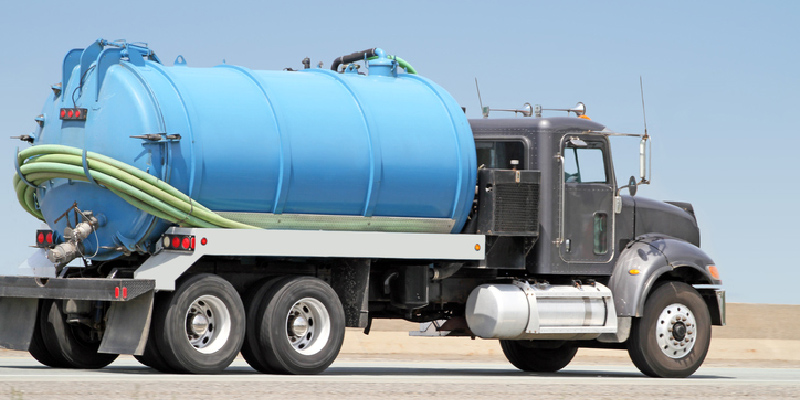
[253,276,345,375]
[28,300,69,368]
[134,293,178,372]
[628,281,711,378]
[500,341,578,372]
[38,299,118,369]
[241,278,281,373]
[153,274,245,374]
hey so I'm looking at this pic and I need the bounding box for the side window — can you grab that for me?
[476,141,525,169]
[563,147,607,183]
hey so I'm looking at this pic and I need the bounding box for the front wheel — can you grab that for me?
[500,341,578,373]
[628,281,711,378]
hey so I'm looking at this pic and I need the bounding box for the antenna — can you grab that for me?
[639,76,651,185]
[475,78,488,118]
[640,76,648,137]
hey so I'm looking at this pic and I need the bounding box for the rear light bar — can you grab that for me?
[35,229,55,248]
[162,234,196,251]
[60,108,87,121]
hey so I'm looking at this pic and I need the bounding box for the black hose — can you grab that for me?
[330,48,377,72]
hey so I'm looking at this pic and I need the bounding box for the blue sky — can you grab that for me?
[1,1,797,304]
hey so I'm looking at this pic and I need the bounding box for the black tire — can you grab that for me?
[500,340,578,372]
[240,278,281,373]
[153,274,245,374]
[39,299,118,369]
[134,292,178,372]
[255,276,345,375]
[28,300,70,368]
[628,281,711,378]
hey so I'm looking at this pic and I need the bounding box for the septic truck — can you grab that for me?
[2,39,724,378]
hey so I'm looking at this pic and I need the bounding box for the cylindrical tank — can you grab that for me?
[465,283,613,339]
[30,40,476,260]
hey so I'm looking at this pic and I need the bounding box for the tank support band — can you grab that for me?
[82,148,100,186]
[14,147,37,189]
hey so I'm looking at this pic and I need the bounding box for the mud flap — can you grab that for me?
[98,290,154,355]
[0,297,38,351]
[330,259,370,328]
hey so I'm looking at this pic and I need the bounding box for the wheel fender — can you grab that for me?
[610,234,718,317]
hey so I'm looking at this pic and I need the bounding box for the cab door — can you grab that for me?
[559,136,615,265]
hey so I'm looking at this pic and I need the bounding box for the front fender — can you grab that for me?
[609,234,718,317]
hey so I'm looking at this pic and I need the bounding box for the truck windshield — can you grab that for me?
[476,141,525,169]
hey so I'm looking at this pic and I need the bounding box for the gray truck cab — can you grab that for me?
[467,117,724,377]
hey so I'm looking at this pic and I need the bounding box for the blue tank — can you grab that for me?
[28,40,477,260]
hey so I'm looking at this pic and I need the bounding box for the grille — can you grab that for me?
[495,183,539,233]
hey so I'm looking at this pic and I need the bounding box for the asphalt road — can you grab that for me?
[0,356,797,399]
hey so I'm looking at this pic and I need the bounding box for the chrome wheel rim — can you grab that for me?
[286,298,330,355]
[185,295,231,354]
[655,302,697,359]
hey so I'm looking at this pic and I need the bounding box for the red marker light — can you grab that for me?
[60,109,66,118]
[45,232,53,244]
[191,236,196,250]
[122,287,128,299]
[67,110,74,119]
[115,287,120,299]
[171,237,180,249]
[181,237,190,249]
[75,109,81,118]
[37,232,44,244]
[201,238,208,246]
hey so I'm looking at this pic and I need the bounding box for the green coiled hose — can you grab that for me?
[13,144,258,229]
